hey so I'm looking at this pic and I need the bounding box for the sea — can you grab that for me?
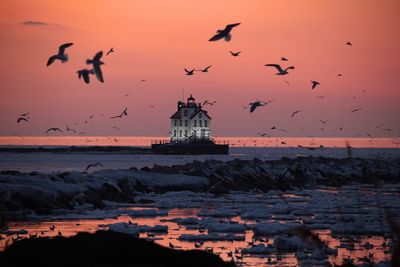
[0,136,399,172]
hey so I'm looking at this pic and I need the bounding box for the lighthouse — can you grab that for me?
[170,95,211,142]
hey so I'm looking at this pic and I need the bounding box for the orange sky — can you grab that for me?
[0,0,399,137]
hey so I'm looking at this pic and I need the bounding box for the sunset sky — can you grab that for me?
[0,0,399,137]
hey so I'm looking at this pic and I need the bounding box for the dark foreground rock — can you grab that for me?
[0,230,234,267]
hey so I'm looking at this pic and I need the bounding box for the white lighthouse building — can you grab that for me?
[170,95,212,142]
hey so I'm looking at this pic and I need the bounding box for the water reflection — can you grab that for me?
[1,206,392,267]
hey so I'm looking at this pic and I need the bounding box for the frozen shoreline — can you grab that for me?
[0,156,399,214]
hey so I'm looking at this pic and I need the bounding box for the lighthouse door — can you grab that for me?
[201,129,206,139]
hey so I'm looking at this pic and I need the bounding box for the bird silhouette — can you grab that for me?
[66,125,77,133]
[281,57,288,61]
[198,65,212,72]
[209,23,241,42]
[249,100,274,113]
[345,41,352,46]
[46,128,63,133]
[311,80,320,89]
[47,43,73,66]
[110,108,128,119]
[317,95,326,99]
[77,69,94,84]
[350,108,362,113]
[85,162,103,172]
[20,112,30,117]
[184,68,195,75]
[203,100,216,106]
[264,64,294,75]
[86,51,105,83]
[320,120,328,124]
[257,132,270,137]
[291,110,301,118]
[106,47,114,56]
[17,117,28,123]
[229,51,241,57]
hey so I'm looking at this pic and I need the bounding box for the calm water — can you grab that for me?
[0,136,399,172]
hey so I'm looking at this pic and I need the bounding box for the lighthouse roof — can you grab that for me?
[170,110,182,119]
[189,109,212,119]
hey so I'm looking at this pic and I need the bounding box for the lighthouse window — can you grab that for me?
[199,113,202,118]
[179,120,182,126]
[185,120,188,127]
[199,120,202,127]
[179,130,182,137]
[174,120,177,126]
[184,130,188,137]
[194,120,197,127]
[205,120,208,127]
[184,110,188,116]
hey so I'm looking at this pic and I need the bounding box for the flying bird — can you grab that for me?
[110,108,128,119]
[77,68,94,84]
[86,51,105,83]
[311,80,320,89]
[249,100,274,113]
[198,65,212,72]
[66,125,76,133]
[291,110,301,118]
[317,95,326,99]
[17,117,28,123]
[106,47,114,56]
[337,73,342,77]
[20,112,30,117]
[264,64,295,75]
[184,68,195,75]
[46,128,63,133]
[350,108,362,113]
[85,162,103,172]
[47,43,73,66]
[257,132,270,137]
[208,23,241,42]
[281,57,288,61]
[229,51,241,57]
[111,126,120,131]
[203,100,216,106]
[320,120,328,124]
[345,41,352,46]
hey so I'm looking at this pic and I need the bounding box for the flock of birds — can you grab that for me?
[14,21,398,143]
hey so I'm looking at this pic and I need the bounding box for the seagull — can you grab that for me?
[350,108,362,113]
[85,162,103,172]
[264,64,295,75]
[106,47,114,56]
[281,57,288,61]
[184,68,195,75]
[208,23,241,42]
[110,108,128,119]
[229,51,241,57]
[337,73,342,77]
[311,80,320,89]
[111,126,120,130]
[17,117,28,123]
[198,65,212,72]
[86,51,105,83]
[77,68,94,84]
[271,126,276,130]
[203,100,216,106]
[46,43,73,66]
[46,128,63,133]
[345,41,352,46]
[291,110,301,118]
[20,112,30,117]
[257,132,270,137]
[320,120,328,124]
[140,79,146,82]
[249,100,274,113]
[317,95,326,99]
[66,125,77,133]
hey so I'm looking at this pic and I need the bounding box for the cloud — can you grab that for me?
[22,20,50,26]
[21,20,62,29]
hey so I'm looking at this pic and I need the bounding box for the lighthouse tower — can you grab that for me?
[170,95,212,142]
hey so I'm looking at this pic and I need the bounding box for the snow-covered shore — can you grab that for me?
[0,156,399,213]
